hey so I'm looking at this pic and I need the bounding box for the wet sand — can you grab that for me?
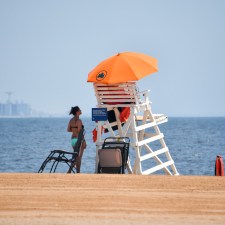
[0,173,225,225]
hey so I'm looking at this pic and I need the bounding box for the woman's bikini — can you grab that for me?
[71,119,85,148]
[71,119,79,147]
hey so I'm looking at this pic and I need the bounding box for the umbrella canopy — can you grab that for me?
[87,52,158,84]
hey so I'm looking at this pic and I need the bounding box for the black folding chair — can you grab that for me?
[98,137,130,174]
[38,128,85,173]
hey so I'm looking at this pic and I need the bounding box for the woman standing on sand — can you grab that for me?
[67,106,86,173]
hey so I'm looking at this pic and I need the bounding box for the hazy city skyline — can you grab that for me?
[0,93,50,117]
[1,1,225,117]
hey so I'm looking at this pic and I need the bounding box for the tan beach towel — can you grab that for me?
[98,149,122,167]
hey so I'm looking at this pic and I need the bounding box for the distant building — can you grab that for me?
[0,101,31,116]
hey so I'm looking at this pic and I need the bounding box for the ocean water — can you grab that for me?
[0,117,224,175]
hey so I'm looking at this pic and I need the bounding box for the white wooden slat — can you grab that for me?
[95,82,133,85]
[99,95,134,99]
[97,103,139,108]
[99,95,135,99]
[98,93,135,98]
[143,133,157,138]
[99,97,135,102]
[136,116,168,127]
[142,144,172,175]
[105,121,117,137]
[99,95,134,98]
[156,119,168,126]
[99,100,135,104]
[140,147,169,161]
[142,160,174,175]
[96,87,136,92]
[103,121,117,128]
[95,83,135,87]
[96,88,135,92]
[135,121,156,131]
[121,117,132,137]
[98,90,134,94]
[97,87,134,91]
[137,133,164,146]
[99,99,135,103]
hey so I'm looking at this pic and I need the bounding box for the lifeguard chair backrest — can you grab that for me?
[93,82,140,107]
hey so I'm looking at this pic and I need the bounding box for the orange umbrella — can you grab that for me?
[87,52,158,84]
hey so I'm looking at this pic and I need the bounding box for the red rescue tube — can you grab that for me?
[215,155,224,176]
[120,107,130,123]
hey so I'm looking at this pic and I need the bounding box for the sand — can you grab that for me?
[0,173,225,225]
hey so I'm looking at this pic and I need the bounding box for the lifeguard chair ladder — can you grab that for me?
[93,82,179,175]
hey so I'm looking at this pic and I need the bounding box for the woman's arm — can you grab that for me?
[67,120,72,132]
[76,119,83,133]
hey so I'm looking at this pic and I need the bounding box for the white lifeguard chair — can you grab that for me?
[93,82,179,175]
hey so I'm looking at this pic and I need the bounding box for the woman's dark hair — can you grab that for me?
[69,106,80,116]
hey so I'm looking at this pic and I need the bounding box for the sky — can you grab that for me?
[0,0,225,117]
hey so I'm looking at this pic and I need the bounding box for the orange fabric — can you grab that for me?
[120,107,130,122]
[87,52,158,84]
[92,128,97,142]
[92,126,104,142]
